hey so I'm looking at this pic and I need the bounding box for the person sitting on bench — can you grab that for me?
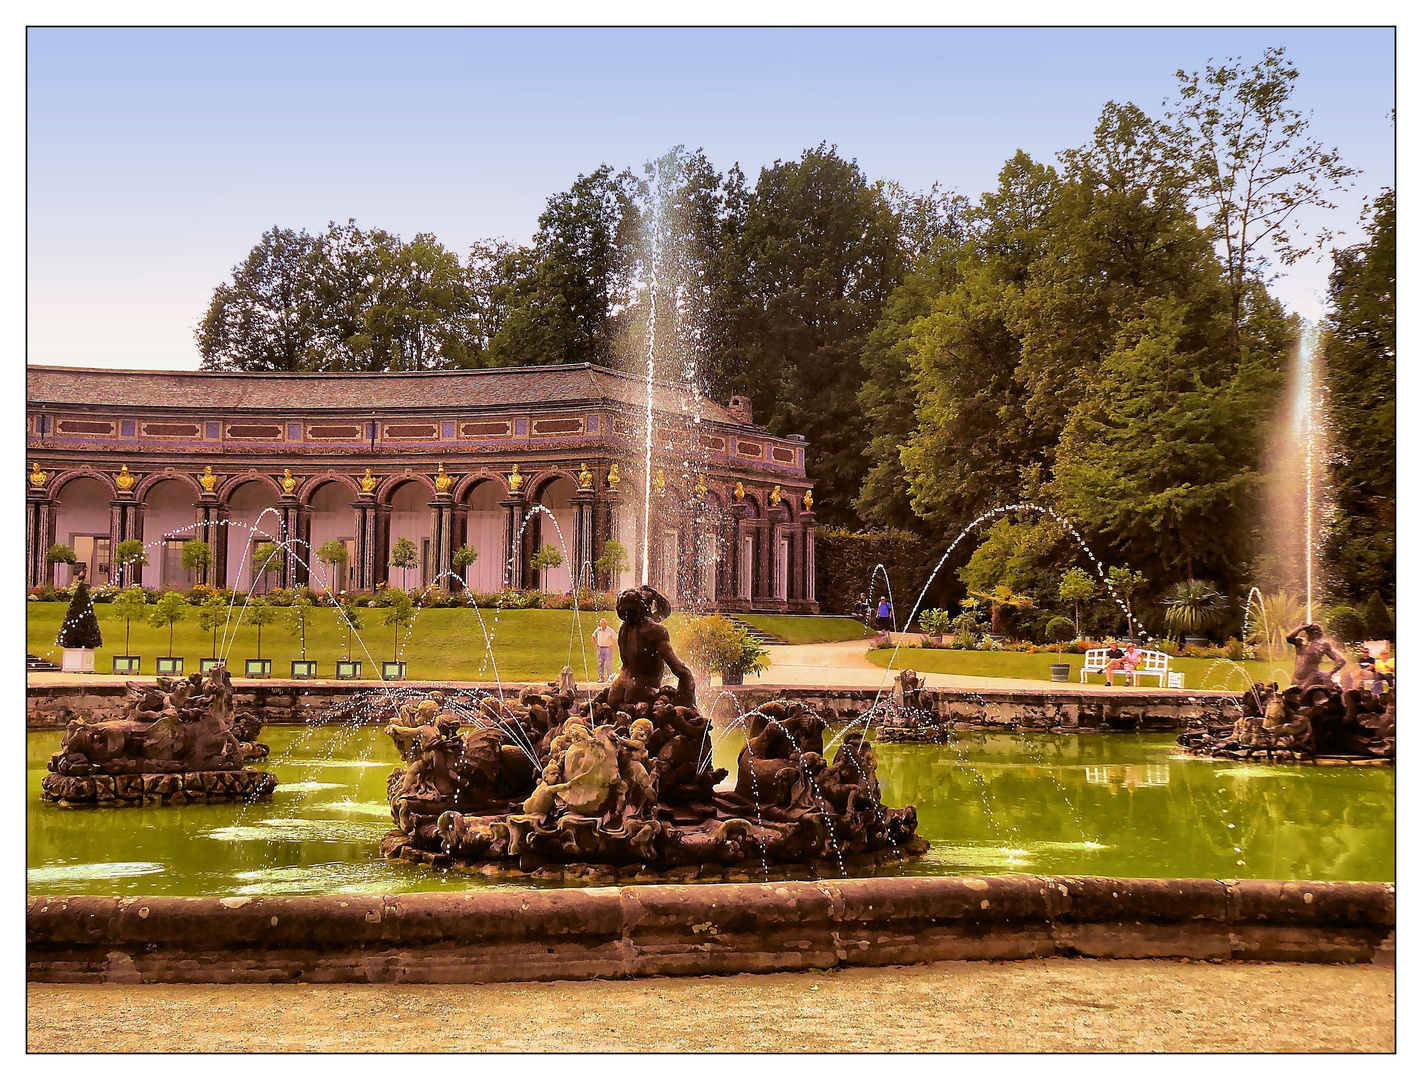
[1102,641,1128,687]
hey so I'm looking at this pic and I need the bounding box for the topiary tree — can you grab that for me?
[244,597,277,659]
[315,539,349,593]
[285,593,315,660]
[336,597,364,661]
[530,544,563,591]
[181,539,213,587]
[251,542,284,594]
[383,588,416,658]
[1045,615,1077,658]
[595,538,630,588]
[149,591,188,656]
[1362,591,1394,642]
[56,578,103,649]
[112,585,148,655]
[114,538,148,587]
[387,537,419,591]
[45,543,77,587]
[451,545,479,587]
[196,593,228,660]
[1058,567,1097,636]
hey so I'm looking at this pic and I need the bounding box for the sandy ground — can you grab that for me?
[28,958,1394,1053]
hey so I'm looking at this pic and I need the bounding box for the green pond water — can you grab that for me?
[28,726,1394,896]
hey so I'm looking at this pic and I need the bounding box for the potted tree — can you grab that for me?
[678,615,770,686]
[244,597,276,678]
[56,571,101,672]
[389,537,418,591]
[1046,616,1077,682]
[197,593,228,672]
[251,542,285,595]
[335,596,364,679]
[149,591,189,674]
[181,539,213,588]
[451,545,478,591]
[918,608,952,644]
[286,592,317,678]
[530,543,563,593]
[316,538,349,595]
[110,585,147,673]
[45,543,77,588]
[114,538,148,588]
[382,588,415,680]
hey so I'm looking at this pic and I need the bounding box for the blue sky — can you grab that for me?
[28,27,1395,370]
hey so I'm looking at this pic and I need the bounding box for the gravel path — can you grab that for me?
[28,958,1394,1053]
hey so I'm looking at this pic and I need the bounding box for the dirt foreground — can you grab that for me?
[28,958,1393,1053]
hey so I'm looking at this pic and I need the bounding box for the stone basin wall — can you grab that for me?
[27,876,1394,984]
[28,680,1242,733]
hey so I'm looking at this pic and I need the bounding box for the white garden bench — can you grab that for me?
[1079,648,1173,687]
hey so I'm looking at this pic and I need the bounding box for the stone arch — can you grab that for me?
[528,468,578,504]
[215,469,282,504]
[458,475,509,593]
[375,468,436,503]
[140,477,206,590]
[46,467,117,502]
[305,479,361,593]
[134,467,203,501]
[453,469,509,503]
[50,474,117,587]
[737,492,762,518]
[297,469,361,502]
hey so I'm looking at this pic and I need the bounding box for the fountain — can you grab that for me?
[40,664,278,806]
[380,584,926,880]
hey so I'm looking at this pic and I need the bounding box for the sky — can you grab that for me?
[27,26,1396,371]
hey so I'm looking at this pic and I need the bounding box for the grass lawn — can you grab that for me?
[866,647,1290,691]
[27,601,624,683]
[738,615,870,645]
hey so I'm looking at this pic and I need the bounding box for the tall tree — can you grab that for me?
[1322,189,1395,601]
[1164,47,1357,349]
[198,226,323,371]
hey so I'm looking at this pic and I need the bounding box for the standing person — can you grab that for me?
[876,596,893,632]
[1102,640,1127,687]
[855,592,870,626]
[593,618,618,682]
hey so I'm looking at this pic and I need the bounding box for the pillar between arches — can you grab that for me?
[500,493,528,590]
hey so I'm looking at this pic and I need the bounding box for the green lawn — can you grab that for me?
[866,647,1290,691]
[28,601,623,683]
[739,615,870,645]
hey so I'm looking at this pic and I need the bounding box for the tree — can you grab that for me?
[114,538,148,588]
[383,589,416,658]
[149,591,188,656]
[336,597,364,661]
[530,544,563,591]
[198,226,324,370]
[451,545,479,585]
[1058,568,1097,636]
[1323,189,1394,602]
[285,594,315,660]
[966,585,1034,637]
[1106,565,1149,632]
[112,586,148,656]
[594,539,630,586]
[315,539,349,593]
[196,593,228,660]
[244,597,277,659]
[1162,579,1227,639]
[55,579,102,649]
[389,537,419,590]
[1361,591,1393,642]
[1045,615,1077,655]
[181,539,213,586]
[251,542,284,593]
[1164,47,1357,349]
[45,543,77,576]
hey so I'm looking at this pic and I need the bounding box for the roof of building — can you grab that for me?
[27,362,738,425]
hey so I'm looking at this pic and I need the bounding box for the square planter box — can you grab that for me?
[111,655,141,675]
[60,648,95,674]
[290,660,318,679]
[155,657,184,676]
[335,660,363,680]
[199,658,223,674]
[245,658,272,679]
[381,661,407,681]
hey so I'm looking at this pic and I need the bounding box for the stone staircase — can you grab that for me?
[27,654,60,672]
[724,616,788,647]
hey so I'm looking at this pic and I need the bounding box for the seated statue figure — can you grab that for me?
[606,585,696,710]
[1286,624,1348,691]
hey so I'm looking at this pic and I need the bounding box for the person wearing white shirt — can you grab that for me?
[593,619,618,681]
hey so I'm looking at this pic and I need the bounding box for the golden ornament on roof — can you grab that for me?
[199,465,217,492]
[508,463,524,492]
[653,469,666,496]
[280,468,297,495]
[28,462,47,488]
[359,467,378,493]
[115,464,135,491]
[434,462,453,493]
[577,462,594,490]
[606,463,621,490]
[734,481,745,501]
[803,488,813,512]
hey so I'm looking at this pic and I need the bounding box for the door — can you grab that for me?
[775,537,789,601]
[739,534,754,598]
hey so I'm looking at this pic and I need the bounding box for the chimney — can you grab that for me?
[728,395,753,425]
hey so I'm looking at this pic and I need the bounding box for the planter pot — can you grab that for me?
[336,660,363,680]
[60,648,95,674]
[199,658,223,674]
[111,655,140,675]
[290,660,318,679]
[1050,663,1071,683]
[721,670,745,686]
[155,657,184,676]
[382,661,407,681]
[244,658,272,679]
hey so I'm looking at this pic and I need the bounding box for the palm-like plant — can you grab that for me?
[968,586,1034,635]
[1244,590,1305,661]
[1163,579,1227,638]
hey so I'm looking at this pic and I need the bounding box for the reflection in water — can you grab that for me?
[27,726,1394,896]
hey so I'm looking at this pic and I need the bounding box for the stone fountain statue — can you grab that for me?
[41,665,279,805]
[1178,624,1393,763]
[382,585,926,880]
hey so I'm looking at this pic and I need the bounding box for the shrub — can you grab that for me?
[917,608,953,638]
[814,526,936,617]
[1162,579,1227,638]
[1361,591,1394,641]
[1320,603,1367,645]
[676,615,769,681]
